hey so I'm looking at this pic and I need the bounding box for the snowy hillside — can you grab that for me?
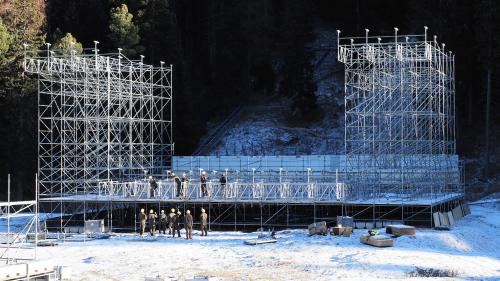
[34,202,500,280]
[205,28,345,156]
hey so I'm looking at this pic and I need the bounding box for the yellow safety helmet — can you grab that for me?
[171,208,175,213]
[201,208,205,213]
[186,210,191,214]
[140,208,145,213]
[150,209,154,214]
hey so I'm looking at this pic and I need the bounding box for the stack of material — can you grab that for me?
[360,234,394,247]
[331,226,353,237]
[433,203,470,229]
[386,225,416,236]
[308,221,328,236]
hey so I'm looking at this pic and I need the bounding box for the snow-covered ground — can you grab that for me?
[33,203,500,281]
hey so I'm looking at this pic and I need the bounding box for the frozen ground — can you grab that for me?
[32,203,500,281]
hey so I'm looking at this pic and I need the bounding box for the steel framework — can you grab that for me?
[24,43,173,198]
[337,27,461,201]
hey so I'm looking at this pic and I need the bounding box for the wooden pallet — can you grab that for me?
[386,225,416,236]
[360,235,394,247]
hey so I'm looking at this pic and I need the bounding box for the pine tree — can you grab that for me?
[0,0,45,200]
[108,4,142,57]
[0,19,12,56]
[53,33,83,56]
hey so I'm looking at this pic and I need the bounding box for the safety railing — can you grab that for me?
[95,180,350,202]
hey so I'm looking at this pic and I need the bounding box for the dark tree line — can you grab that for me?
[0,0,499,199]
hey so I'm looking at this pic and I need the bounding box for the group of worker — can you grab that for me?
[138,207,209,239]
[155,171,229,198]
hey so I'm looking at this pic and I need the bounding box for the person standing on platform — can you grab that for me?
[174,173,182,197]
[219,173,227,197]
[138,208,147,235]
[200,208,208,236]
[181,173,190,197]
[148,176,158,198]
[147,209,157,236]
[200,171,208,197]
[168,208,176,235]
[172,210,181,238]
[159,210,167,234]
[185,210,193,239]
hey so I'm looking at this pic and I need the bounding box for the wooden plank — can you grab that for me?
[244,239,277,245]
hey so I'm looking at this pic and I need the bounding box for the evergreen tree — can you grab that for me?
[0,19,12,56]
[108,4,142,57]
[53,33,83,56]
[0,0,45,200]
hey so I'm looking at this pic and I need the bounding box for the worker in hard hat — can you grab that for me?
[200,208,208,236]
[159,210,167,234]
[172,210,181,238]
[138,208,147,235]
[184,210,193,239]
[168,208,176,235]
[219,173,227,197]
[147,209,157,236]
[173,173,181,197]
[200,171,208,197]
[148,175,158,198]
[181,173,189,197]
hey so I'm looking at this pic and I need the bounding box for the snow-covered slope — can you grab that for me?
[205,28,345,156]
[35,203,500,280]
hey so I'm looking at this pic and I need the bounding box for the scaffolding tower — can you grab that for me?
[23,43,173,198]
[337,27,461,202]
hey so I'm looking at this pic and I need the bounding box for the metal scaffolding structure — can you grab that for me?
[337,27,461,202]
[21,28,465,231]
[24,43,173,198]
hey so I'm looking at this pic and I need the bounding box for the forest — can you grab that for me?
[0,0,499,199]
